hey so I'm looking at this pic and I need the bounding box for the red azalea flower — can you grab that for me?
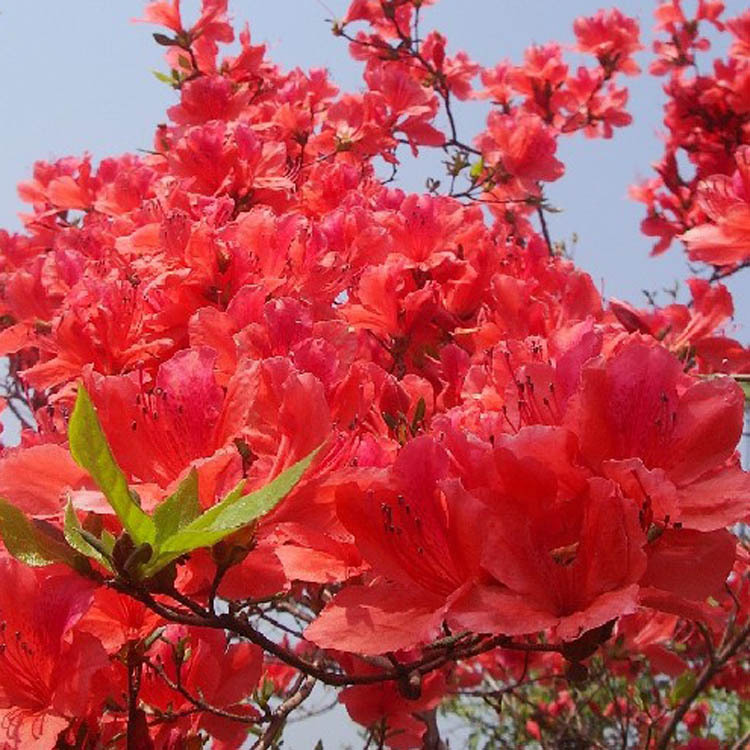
[0,557,107,749]
[566,339,750,531]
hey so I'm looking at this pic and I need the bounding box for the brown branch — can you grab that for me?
[2,396,35,431]
[419,708,447,750]
[656,621,750,750]
[251,674,317,750]
[113,575,563,690]
[708,259,750,284]
[730,726,750,750]
[147,657,260,725]
[537,204,553,255]
[126,650,143,750]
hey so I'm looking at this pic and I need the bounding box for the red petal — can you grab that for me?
[676,465,750,530]
[0,710,69,750]
[304,581,445,655]
[666,377,745,485]
[0,444,88,518]
[641,528,736,601]
[447,583,557,636]
[555,586,640,641]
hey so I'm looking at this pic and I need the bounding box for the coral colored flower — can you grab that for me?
[728,10,750,60]
[77,588,161,653]
[138,1,182,32]
[682,146,750,266]
[566,339,749,531]
[0,443,89,519]
[478,112,565,184]
[574,9,642,75]
[0,557,107,749]
[310,429,650,649]
[140,625,263,748]
[20,276,176,391]
[86,347,330,495]
[609,278,749,374]
[450,433,648,641]
[339,670,447,750]
[306,436,485,654]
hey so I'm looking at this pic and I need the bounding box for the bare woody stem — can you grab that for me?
[251,674,318,750]
[126,649,143,750]
[656,621,750,750]
[708,259,750,284]
[113,577,563,689]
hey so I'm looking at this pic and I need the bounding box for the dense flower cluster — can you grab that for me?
[0,1,748,748]
[631,2,750,267]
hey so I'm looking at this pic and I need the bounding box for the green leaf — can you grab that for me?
[0,498,78,567]
[221,479,246,506]
[68,385,155,545]
[100,529,116,556]
[469,157,484,180]
[64,500,113,572]
[152,70,175,85]
[142,449,318,576]
[670,670,696,707]
[169,449,318,541]
[67,382,320,580]
[152,468,200,544]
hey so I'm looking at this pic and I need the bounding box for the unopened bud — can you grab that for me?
[397,669,422,700]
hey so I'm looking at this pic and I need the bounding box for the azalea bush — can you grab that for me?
[0,0,749,748]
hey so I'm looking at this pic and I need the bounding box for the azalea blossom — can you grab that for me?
[0,0,746,747]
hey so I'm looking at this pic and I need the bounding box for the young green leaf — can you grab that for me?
[100,529,117,556]
[152,70,175,86]
[670,670,697,707]
[0,498,78,567]
[141,448,318,576]
[64,500,114,572]
[68,385,155,545]
[152,468,200,544]
[168,448,318,541]
[469,157,484,180]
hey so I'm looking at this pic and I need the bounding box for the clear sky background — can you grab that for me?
[0,1,747,747]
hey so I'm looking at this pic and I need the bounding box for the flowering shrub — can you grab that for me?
[0,1,748,748]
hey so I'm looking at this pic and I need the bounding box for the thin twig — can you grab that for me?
[148,658,260,725]
[126,652,142,750]
[656,622,750,750]
[537,204,553,255]
[252,674,317,749]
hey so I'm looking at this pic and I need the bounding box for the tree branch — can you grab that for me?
[656,622,750,750]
